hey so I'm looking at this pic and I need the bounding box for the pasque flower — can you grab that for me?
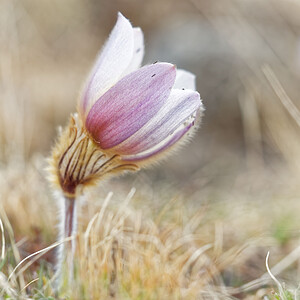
[48,12,203,289]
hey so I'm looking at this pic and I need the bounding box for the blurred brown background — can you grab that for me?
[1,0,300,290]
[1,0,300,179]
[1,0,300,210]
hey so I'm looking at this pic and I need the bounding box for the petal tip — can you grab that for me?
[117,12,127,20]
[116,12,133,31]
[133,26,142,33]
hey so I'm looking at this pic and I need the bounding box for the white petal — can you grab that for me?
[123,27,144,75]
[114,88,202,154]
[81,13,134,114]
[173,69,196,90]
[121,121,194,162]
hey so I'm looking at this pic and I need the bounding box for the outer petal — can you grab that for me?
[86,63,176,149]
[123,27,144,75]
[173,69,196,90]
[80,13,134,115]
[121,121,194,162]
[113,89,202,154]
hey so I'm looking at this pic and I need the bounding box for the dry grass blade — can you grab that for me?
[225,243,300,296]
[266,252,285,299]
[0,217,5,260]
[20,277,39,292]
[7,236,73,283]
[262,64,300,127]
[0,273,18,299]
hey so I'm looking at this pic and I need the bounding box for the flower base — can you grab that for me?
[48,113,139,198]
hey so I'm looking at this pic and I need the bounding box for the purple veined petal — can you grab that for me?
[80,13,134,115]
[120,121,194,162]
[113,89,202,155]
[173,69,196,90]
[85,63,176,149]
[123,27,144,75]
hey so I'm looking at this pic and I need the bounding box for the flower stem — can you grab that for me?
[55,195,77,291]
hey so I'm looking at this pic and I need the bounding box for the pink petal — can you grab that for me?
[121,121,194,162]
[80,13,134,115]
[123,27,144,75]
[173,69,196,90]
[113,89,202,155]
[85,63,176,149]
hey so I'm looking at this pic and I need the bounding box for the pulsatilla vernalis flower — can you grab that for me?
[48,12,203,287]
[50,13,203,195]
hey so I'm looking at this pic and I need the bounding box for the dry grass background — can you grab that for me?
[1,0,300,299]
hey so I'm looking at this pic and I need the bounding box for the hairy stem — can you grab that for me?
[48,114,138,291]
[55,195,77,290]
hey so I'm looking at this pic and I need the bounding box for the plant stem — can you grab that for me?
[55,195,77,291]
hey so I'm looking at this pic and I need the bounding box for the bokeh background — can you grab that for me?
[1,0,300,298]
